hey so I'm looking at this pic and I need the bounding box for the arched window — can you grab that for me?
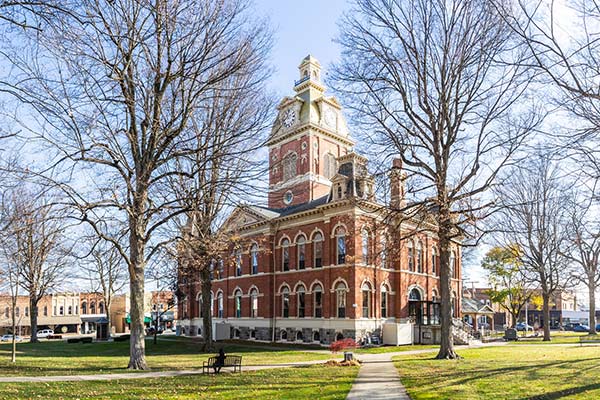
[432,247,437,275]
[234,289,242,318]
[281,286,290,318]
[313,331,320,342]
[81,302,87,315]
[452,291,458,318]
[313,232,323,268]
[281,239,290,271]
[337,185,343,199]
[15,307,20,317]
[335,227,346,265]
[99,302,105,314]
[335,281,347,318]
[450,250,456,279]
[408,288,422,324]
[250,244,259,275]
[416,241,423,273]
[297,236,306,270]
[283,153,298,181]
[25,307,29,317]
[217,292,224,318]
[296,331,303,341]
[381,285,389,318]
[90,302,96,314]
[409,288,422,301]
[313,283,323,318]
[407,241,414,271]
[250,288,258,318]
[324,153,336,179]
[235,248,242,277]
[361,228,369,265]
[361,282,372,318]
[280,330,288,341]
[198,294,203,318]
[44,305,48,316]
[297,285,306,318]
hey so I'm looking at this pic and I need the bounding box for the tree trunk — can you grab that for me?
[128,266,147,369]
[589,282,596,335]
[435,210,459,359]
[29,297,38,343]
[11,301,16,363]
[201,267,213,352]
[542,292,551,341]
[105,301,112,338]
[510,310,519,329]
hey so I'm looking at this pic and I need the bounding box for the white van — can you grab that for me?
[37,329,54,338]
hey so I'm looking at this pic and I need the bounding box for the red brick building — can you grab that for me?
[178,56,462,344]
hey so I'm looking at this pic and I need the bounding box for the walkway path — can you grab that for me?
[346,342,508,400]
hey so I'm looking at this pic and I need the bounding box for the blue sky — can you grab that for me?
[254,0,348,96]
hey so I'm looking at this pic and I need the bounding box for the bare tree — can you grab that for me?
[332,0,538,358]
[498,1,600,180]
[173,63,271,351]
[563,194,600,334]
[494,152,572,341]
[81,237,127,337]
[0,189,67,343]
[1,0,270,369]
[0,190,24,362]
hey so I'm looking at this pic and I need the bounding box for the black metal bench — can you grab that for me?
[579,336,600,346]
[202,355,242,374]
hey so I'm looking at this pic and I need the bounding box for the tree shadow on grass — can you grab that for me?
[397,355,600,389]
[520,382,600,400]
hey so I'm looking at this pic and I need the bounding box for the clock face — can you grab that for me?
[282,109,296,128]
[324,108,336,128]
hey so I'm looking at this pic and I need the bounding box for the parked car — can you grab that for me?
[0,334,22,342]
[515,322,534,331]
[574,325,590,333]
[595,324,600,332]
[36,329,54,338]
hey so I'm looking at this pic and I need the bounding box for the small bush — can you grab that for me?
[67,338,81,344]
[329,338,358,353]
[81,337,93,343]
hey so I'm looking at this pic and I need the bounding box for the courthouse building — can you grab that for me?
[177,56,462,345]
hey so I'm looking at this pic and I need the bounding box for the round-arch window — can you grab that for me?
[313,331,320,342]
[280,330,288,340]
[409,288,421,301]
[283,190,294,205]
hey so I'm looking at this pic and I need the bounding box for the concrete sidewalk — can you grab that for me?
[346,353,410,400]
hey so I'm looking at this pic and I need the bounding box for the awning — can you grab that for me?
[125,315,153,324]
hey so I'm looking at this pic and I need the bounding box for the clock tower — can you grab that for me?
[267,55,355,209]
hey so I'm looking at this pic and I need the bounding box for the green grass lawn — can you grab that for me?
[395,344,600,399]
[0,364,358,399]
[0,338,333,376]
[353,344,438,354]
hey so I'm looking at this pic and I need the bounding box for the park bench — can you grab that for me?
[202,355,242,374]
[579,335,600,346]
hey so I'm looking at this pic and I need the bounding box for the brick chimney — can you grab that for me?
[390,158,406,209]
